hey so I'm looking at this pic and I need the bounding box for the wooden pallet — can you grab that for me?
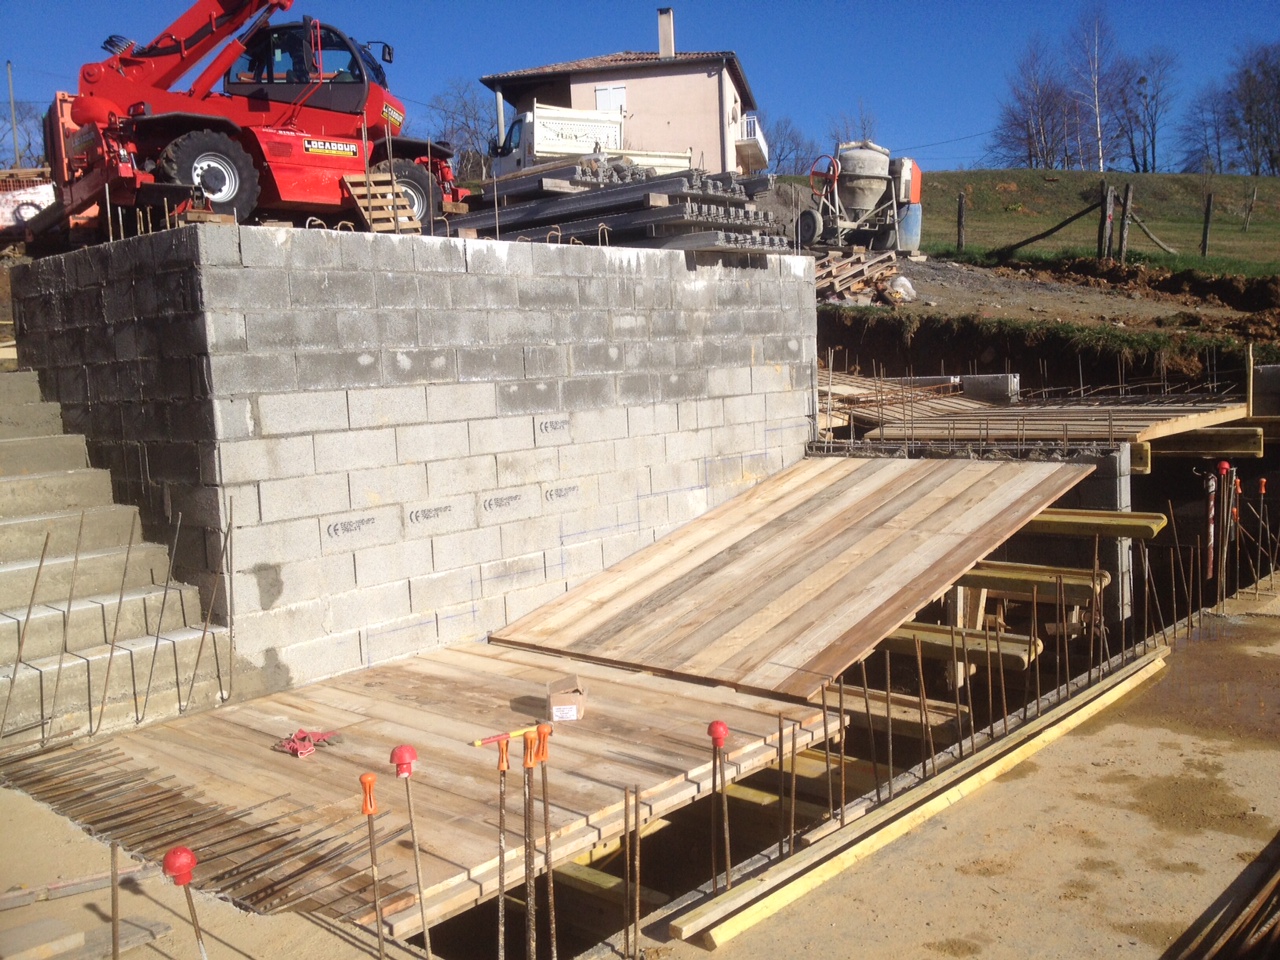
[342,173,421,233]
[813,249,898,298]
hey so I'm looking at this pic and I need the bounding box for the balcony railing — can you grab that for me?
[735,115,769,172]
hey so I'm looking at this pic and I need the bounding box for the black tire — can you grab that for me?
[797,208,823,247]
[157,130,260,221]
[375,158,442,226]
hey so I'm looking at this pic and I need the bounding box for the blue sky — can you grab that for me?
[1,0,1274,170]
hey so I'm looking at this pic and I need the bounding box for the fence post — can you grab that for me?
[1201,193,1214,258]
[957,193,966,253]
[1103,186,1116,259]
[1096,179,1108,259]
[1118,183,1133,263]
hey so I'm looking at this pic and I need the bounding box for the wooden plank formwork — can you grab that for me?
[342,173,420,234]
[0,644,838,940]
[491,457,1092,700]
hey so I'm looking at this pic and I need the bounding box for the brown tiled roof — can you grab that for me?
[481,51,757,111]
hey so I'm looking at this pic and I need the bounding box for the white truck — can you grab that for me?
[488,101,691,178]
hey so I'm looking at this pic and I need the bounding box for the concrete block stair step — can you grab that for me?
[0,583,203,663]
[0,370,42,405]
[0,434,87,476]
[0,542,171,611]
[0,400,64,439]
[0,468,114,516]
[0,505,140,565]
[0,626,229,743]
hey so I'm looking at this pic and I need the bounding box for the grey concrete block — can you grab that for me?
[558,439,616,478]
[244,309,341,352]
[364,612,440,663]
[468,416,533,456]
[222,481,261,524]
[498,514,563,559]
[432,526,503,571]
[258,472,351,522]
[496,380,562,416]
[427,382,497,421]
[457,345,526,382]
[435,595,504,644]
[540,474,598,515]
[652,457,703,495]
[480,553,547,597]
[533,414,572,447]
[693,398,726,429]
[315,427,397,473]
[708,366,752,397]
[602,529,656,569]
[382,348,456,385]
[208,354,296,396]
[211,397,257,440]
[194,224,242,266]
[232,555,355,616]
[449,275,520,310]
[413,235,468,274]
[659,370,709,402]
[765,390,809,423]
[257,390,348,436]
[490,309,553,345]
[562,376,617,410]
[231,598,332,653]
[524,345,569,379]
[496,446,560,488]
[750,364,792,394]
[402,493,477,538]
[427,454,497,497]
[764,336,805,363]
[290,270,375,309]
[577,278,610,309]
[596,467,652,506]
[666,486,710,525]
[571,407,629,444]
[204,310,248,354]
[409,566,480,615]
[617,373,657,405]
[232,516,322,566]
[328,580,412,634]
[614,434,667,471]
[570,342,626,376]
[397,421,469,464]
[544,540,604,583]
[364,231,418,271]
[723,393,766,426]
[477,483,542,527]
[353,538,434,588]
[375,271,420,309]
[287,229,344,270]
[610,311,649,341]
[419,308,487,347]
[218,435,315,484]
[466,238,532,275]
[557,504,623,546]
[239,227,291,268]
[269,629,363,685]
[349,386,428,428]
[202,267,290,311]
[350,462,429,508]
[530,243,598,277]
[519,276,578,310]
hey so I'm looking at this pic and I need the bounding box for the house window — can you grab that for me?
[594,85,626,114]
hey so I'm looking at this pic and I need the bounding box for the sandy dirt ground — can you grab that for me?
[4,601,1280,960]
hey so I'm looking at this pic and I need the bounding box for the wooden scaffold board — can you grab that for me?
[342,173,421,233]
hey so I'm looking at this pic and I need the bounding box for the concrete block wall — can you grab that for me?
[13,225,815,692]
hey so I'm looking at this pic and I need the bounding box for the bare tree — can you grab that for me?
[422,78,497,181]
[761,113,818,176]
[1066,6,1122,171]
[1114,49,1178,172]
[1177,82,1233,174]
[0,100,46,169]
[1225,42,1280,176]
[826,101,877,148]
[989,35,1074,169]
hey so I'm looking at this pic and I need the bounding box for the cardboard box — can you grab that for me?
[547,675,587,721]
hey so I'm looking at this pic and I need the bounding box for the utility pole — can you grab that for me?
[7,61,20,167]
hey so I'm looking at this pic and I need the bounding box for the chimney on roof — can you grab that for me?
[658,8,675,59]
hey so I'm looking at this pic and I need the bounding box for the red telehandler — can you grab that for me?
[33,0,467,244]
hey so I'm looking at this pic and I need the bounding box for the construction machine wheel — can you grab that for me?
[375,158,442,227]
[797,208,824,247]
[157,131,260,222]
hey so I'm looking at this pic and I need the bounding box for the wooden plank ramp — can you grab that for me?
[491,457,1093,700]
[0,644,838,941]
[342,173,421,233]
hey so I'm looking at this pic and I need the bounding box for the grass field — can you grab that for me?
[919,169,1280,275]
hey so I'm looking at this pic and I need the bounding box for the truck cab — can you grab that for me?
[488,102,624,179]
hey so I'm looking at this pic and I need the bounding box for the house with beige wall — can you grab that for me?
[480,9,768,174]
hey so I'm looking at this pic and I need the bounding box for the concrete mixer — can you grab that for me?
[796,140,922,253]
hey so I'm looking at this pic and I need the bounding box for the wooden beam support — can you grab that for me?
[1130,441,1151,475]
[882,622,1042,671]
[725,782,829,823]
[554,862,669,908]
[1148,427,1263,459]
[957,560,1110,606]
[1022,507,1167,540]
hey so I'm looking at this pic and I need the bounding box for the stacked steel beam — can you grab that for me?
[449,156,785,252]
